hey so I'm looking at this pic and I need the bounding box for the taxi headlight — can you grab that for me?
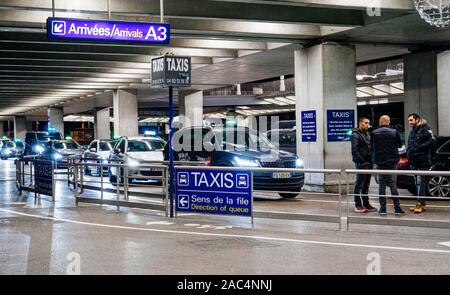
[127,159,140,168]
[53,153,63,160]
[296,158,305,168]
[33,145,45,154]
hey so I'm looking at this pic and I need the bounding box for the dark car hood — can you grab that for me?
[55,149,84,155]
[224,148,297,162]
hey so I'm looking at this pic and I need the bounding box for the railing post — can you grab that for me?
[338,172,342,231]
[124,166,129,201]
[80,162,84,194]
[100,163,104,200]
[346,172,350,231]
[116,166,120,211]
[164,167,169,217]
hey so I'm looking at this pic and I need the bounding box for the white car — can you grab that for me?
[83,139,115,175]
[108,137,166,184]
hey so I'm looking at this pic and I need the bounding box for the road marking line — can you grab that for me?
[1,207,450,254]
[146,221,174,225]
[184,223,201,227]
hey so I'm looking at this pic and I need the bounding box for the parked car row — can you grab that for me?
[13,128,449,199]
[1,139,24,159]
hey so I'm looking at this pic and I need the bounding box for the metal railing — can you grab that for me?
[13,155,450,231]
[345,169,450,230]
[15,155,55,201]
[68,158,206,215]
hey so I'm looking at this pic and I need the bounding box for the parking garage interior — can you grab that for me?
[0,0,450,277]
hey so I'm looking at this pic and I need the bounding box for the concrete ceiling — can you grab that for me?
[0,0,447,117]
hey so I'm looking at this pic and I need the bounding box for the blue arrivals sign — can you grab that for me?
[327,110,355,142]
[301,110,317,142]
[47,18,170,44]
[175,169,252,217]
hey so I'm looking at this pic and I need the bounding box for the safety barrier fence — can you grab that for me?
[13,156,450,231]
[345,169,450,230]
[15,155,55,201]
[68,157,205,215]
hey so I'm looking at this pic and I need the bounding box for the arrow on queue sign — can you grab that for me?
[179,196,188,207]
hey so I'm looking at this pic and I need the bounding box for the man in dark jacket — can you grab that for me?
[372,115,405,215]
[407,113,436,214]
[351,117,377,213]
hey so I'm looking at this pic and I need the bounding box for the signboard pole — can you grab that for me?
[168,86,175,218]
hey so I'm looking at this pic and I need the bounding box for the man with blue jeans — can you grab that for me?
[407,113,435,214]
[372,115,405,215]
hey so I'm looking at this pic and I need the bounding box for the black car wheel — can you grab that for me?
[427,176,450,198]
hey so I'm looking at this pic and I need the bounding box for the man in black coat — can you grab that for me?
[351,117,377,213]
[372,115,405,215]
[407,113,436,214]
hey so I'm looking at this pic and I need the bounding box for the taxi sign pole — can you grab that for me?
[168,85,175,218]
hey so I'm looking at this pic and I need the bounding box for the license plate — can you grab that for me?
[272,172,292,179]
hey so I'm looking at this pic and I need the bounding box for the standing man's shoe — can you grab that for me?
[378,207,387,216]
[395,207,405,215]
[354,205,367,213]
[364,204,378,212]
[413,203,424,214]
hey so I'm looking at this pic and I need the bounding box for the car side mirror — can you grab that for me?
[89,148,97,152]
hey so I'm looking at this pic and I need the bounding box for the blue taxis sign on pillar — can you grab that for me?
[175,169,252,217]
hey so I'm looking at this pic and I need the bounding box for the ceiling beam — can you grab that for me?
[0,0,366,26]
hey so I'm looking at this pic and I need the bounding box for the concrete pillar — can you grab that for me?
[236,84,241,95]
[295,43,357,192]
[0,121,4,137]
[14,116,27,141]
[437,51,450,136]
[48,107,64,135]
[113,89,138,137]
[404,51,439,137]
[95,108,111,139]
[178,90,203,128]
[26,121,33,132]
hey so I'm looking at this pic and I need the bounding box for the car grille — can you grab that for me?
[260,160,296,168]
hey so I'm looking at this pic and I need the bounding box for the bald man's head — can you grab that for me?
[379,115,390,126]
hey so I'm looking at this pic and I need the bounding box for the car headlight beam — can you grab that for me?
[53,153,63,160]
[296,158,305,168]
[234,156,260,167]
[127,159,140,168]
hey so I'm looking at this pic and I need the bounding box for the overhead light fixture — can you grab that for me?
[264,98,288,106]
[274,97,295,105]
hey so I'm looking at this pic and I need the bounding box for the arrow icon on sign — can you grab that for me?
[178,195,189,209]
[53,23,64,33]
[51,21,66,35]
